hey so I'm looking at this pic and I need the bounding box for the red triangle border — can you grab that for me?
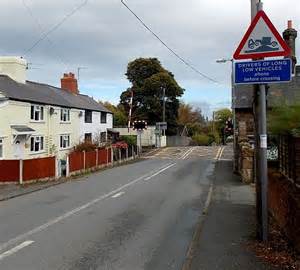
[233,10,291,60]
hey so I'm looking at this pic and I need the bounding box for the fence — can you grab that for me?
[68,147,111,175]
[0,146,138,184]
[68,146,137,176]
[167,136,192,147]
[279,135,300,187]
[0,157,56,184]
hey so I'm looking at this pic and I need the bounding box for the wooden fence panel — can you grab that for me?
[0,160,19,182]
[23,157,55,181]
[69,152,84,172]
[85,151,97,169]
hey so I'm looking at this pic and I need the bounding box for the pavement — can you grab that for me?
[0,145,275,270]
[188,151,276,270]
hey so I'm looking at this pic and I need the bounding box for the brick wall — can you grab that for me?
[268,170,300,252]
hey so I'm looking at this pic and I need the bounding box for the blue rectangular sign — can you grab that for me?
[234,59,292,85]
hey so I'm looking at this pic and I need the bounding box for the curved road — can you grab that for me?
[0,146,222,270]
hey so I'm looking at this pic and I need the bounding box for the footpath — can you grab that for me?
[186,146,277,270]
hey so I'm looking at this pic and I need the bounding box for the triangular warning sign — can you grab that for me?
[234,10,291,60]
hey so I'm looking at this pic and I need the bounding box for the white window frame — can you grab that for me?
[0,138,3,159]
[30,136,44,153]
[60,108,70,122]
[60,134,70,150]
[31,105,44,122]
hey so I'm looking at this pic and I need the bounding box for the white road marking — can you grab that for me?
[180,147,194,160]
[111,192,125,198]
[0,241,34,261]
[144,163,176,181]
[0,163,175,253]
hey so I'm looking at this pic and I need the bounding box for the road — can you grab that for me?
[0,146,224,270]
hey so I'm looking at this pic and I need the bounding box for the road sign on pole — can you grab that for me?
[234,10,291,60]
[234,59,292,84]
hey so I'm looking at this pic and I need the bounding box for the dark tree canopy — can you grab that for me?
[120,58,184,135]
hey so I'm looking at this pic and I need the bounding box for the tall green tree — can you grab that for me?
[120,58,184,135]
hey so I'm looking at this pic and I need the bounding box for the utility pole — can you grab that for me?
[162,87,166,136]
[251,0,268,242]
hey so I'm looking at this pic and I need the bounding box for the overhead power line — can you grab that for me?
[120,0,219,84]
[25,0,88,54]
[22,0,69,69]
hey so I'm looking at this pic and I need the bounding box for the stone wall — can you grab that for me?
[235,109,255,183]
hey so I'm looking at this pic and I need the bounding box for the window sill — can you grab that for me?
[30,121,46,124]
[30,151,46,155]
[60,122,71,124]
[59,147,72,151]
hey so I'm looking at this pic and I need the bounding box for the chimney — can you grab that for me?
[0,56,27,83]
[283,20,297,74]
[60,72,79,94]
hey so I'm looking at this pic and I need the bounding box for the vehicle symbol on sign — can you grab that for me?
[245,37,279,53]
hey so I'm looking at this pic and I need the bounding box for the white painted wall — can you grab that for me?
[0,56,27,83]
[114,126,156,147]
[79,111,113,142]
[0,100,81,160]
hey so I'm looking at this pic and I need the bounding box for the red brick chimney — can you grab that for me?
[61,72,79,94]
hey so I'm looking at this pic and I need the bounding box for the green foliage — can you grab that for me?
[268,103,300,136]
[120,58,184,135]
[120,135,137,146]
[192,134,211,146]
[101,101,127,127]
[177,102,207,136]
[208,132,221,145]
[214,108,233,139]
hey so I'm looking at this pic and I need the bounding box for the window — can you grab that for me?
[85,110,92,123]
[101,112,107,124]
[30,105,44,121]
[61,108,70,122]
[84,133,92,142]
[0,139,3,158]
[30,136,44,152]
[60,135,70,149]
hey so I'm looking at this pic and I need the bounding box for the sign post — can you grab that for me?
[233,5,291,242]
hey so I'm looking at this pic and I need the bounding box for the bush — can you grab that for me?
[192,134,211,146]
[120,135,137,146]
[73,141,98,152]
[208,132,221,145]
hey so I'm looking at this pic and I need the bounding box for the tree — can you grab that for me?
[120,58,184,135]
[177,102,206,136]
[214,108,233,143]
[268,103,300,136]
[100,101,127,127]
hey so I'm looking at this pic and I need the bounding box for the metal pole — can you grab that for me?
[258,84,268,242]
[256,0,268,242]
[251,0,259,20]
[162,87,166,136]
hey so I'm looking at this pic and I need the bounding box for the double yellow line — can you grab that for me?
[215,146,225,160]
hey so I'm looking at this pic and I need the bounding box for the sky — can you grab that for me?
[0,0,299,117]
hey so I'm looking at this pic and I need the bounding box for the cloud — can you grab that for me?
[0,0,298,106]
